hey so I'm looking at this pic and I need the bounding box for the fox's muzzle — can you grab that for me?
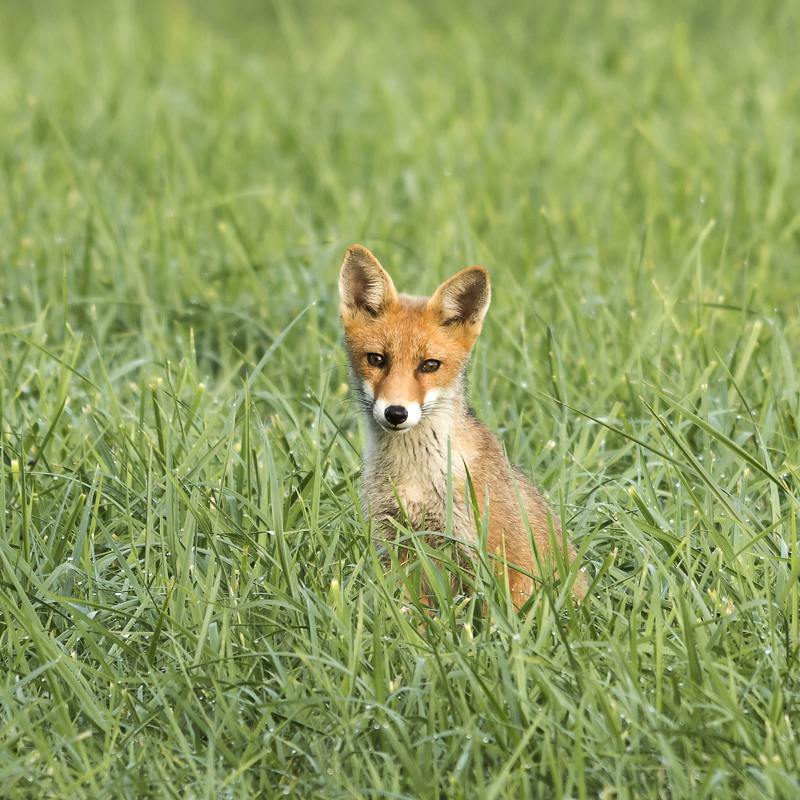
[372,398,422,431]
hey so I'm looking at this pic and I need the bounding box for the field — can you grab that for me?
[1,0,800,797]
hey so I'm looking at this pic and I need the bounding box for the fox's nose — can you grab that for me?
[384,405,408,426]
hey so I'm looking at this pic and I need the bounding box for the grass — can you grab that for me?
[1,0,799,797]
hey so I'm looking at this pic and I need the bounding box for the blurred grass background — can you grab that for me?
[1,0,799,797]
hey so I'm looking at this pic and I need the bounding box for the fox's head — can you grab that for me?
[339,245,491,433]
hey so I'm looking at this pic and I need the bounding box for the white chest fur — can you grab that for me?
[362,413,475,546]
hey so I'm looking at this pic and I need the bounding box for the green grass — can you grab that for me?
[1,0,800,797]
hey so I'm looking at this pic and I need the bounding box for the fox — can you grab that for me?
[339,244,586,606]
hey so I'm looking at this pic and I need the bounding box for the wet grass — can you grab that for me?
[1,0,799,797]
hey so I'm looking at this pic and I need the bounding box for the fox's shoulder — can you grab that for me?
[456,413,547,494]
[450,410,507,464]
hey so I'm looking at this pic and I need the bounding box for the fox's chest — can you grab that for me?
[363,423,473,540]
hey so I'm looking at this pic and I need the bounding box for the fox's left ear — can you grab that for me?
[429,266,491,328]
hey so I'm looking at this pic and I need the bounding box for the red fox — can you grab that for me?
[339,244,585,605]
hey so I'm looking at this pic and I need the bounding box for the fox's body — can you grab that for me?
[339,245,584,604]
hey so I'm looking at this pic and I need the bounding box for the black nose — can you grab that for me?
[384,405,408,426]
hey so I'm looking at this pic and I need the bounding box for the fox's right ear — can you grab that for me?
[339,245,398,320]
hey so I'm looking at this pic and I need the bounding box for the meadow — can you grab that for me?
[1,0,799,797]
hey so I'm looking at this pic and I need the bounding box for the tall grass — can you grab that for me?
[1,1,799,797]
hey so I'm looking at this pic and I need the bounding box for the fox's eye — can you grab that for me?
[420,359,441,373]
[367,353,385,368]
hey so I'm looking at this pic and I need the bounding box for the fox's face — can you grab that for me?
[339,245,491,432]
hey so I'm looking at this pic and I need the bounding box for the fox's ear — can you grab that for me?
[339,245,398,320]
[429,266,491,328]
